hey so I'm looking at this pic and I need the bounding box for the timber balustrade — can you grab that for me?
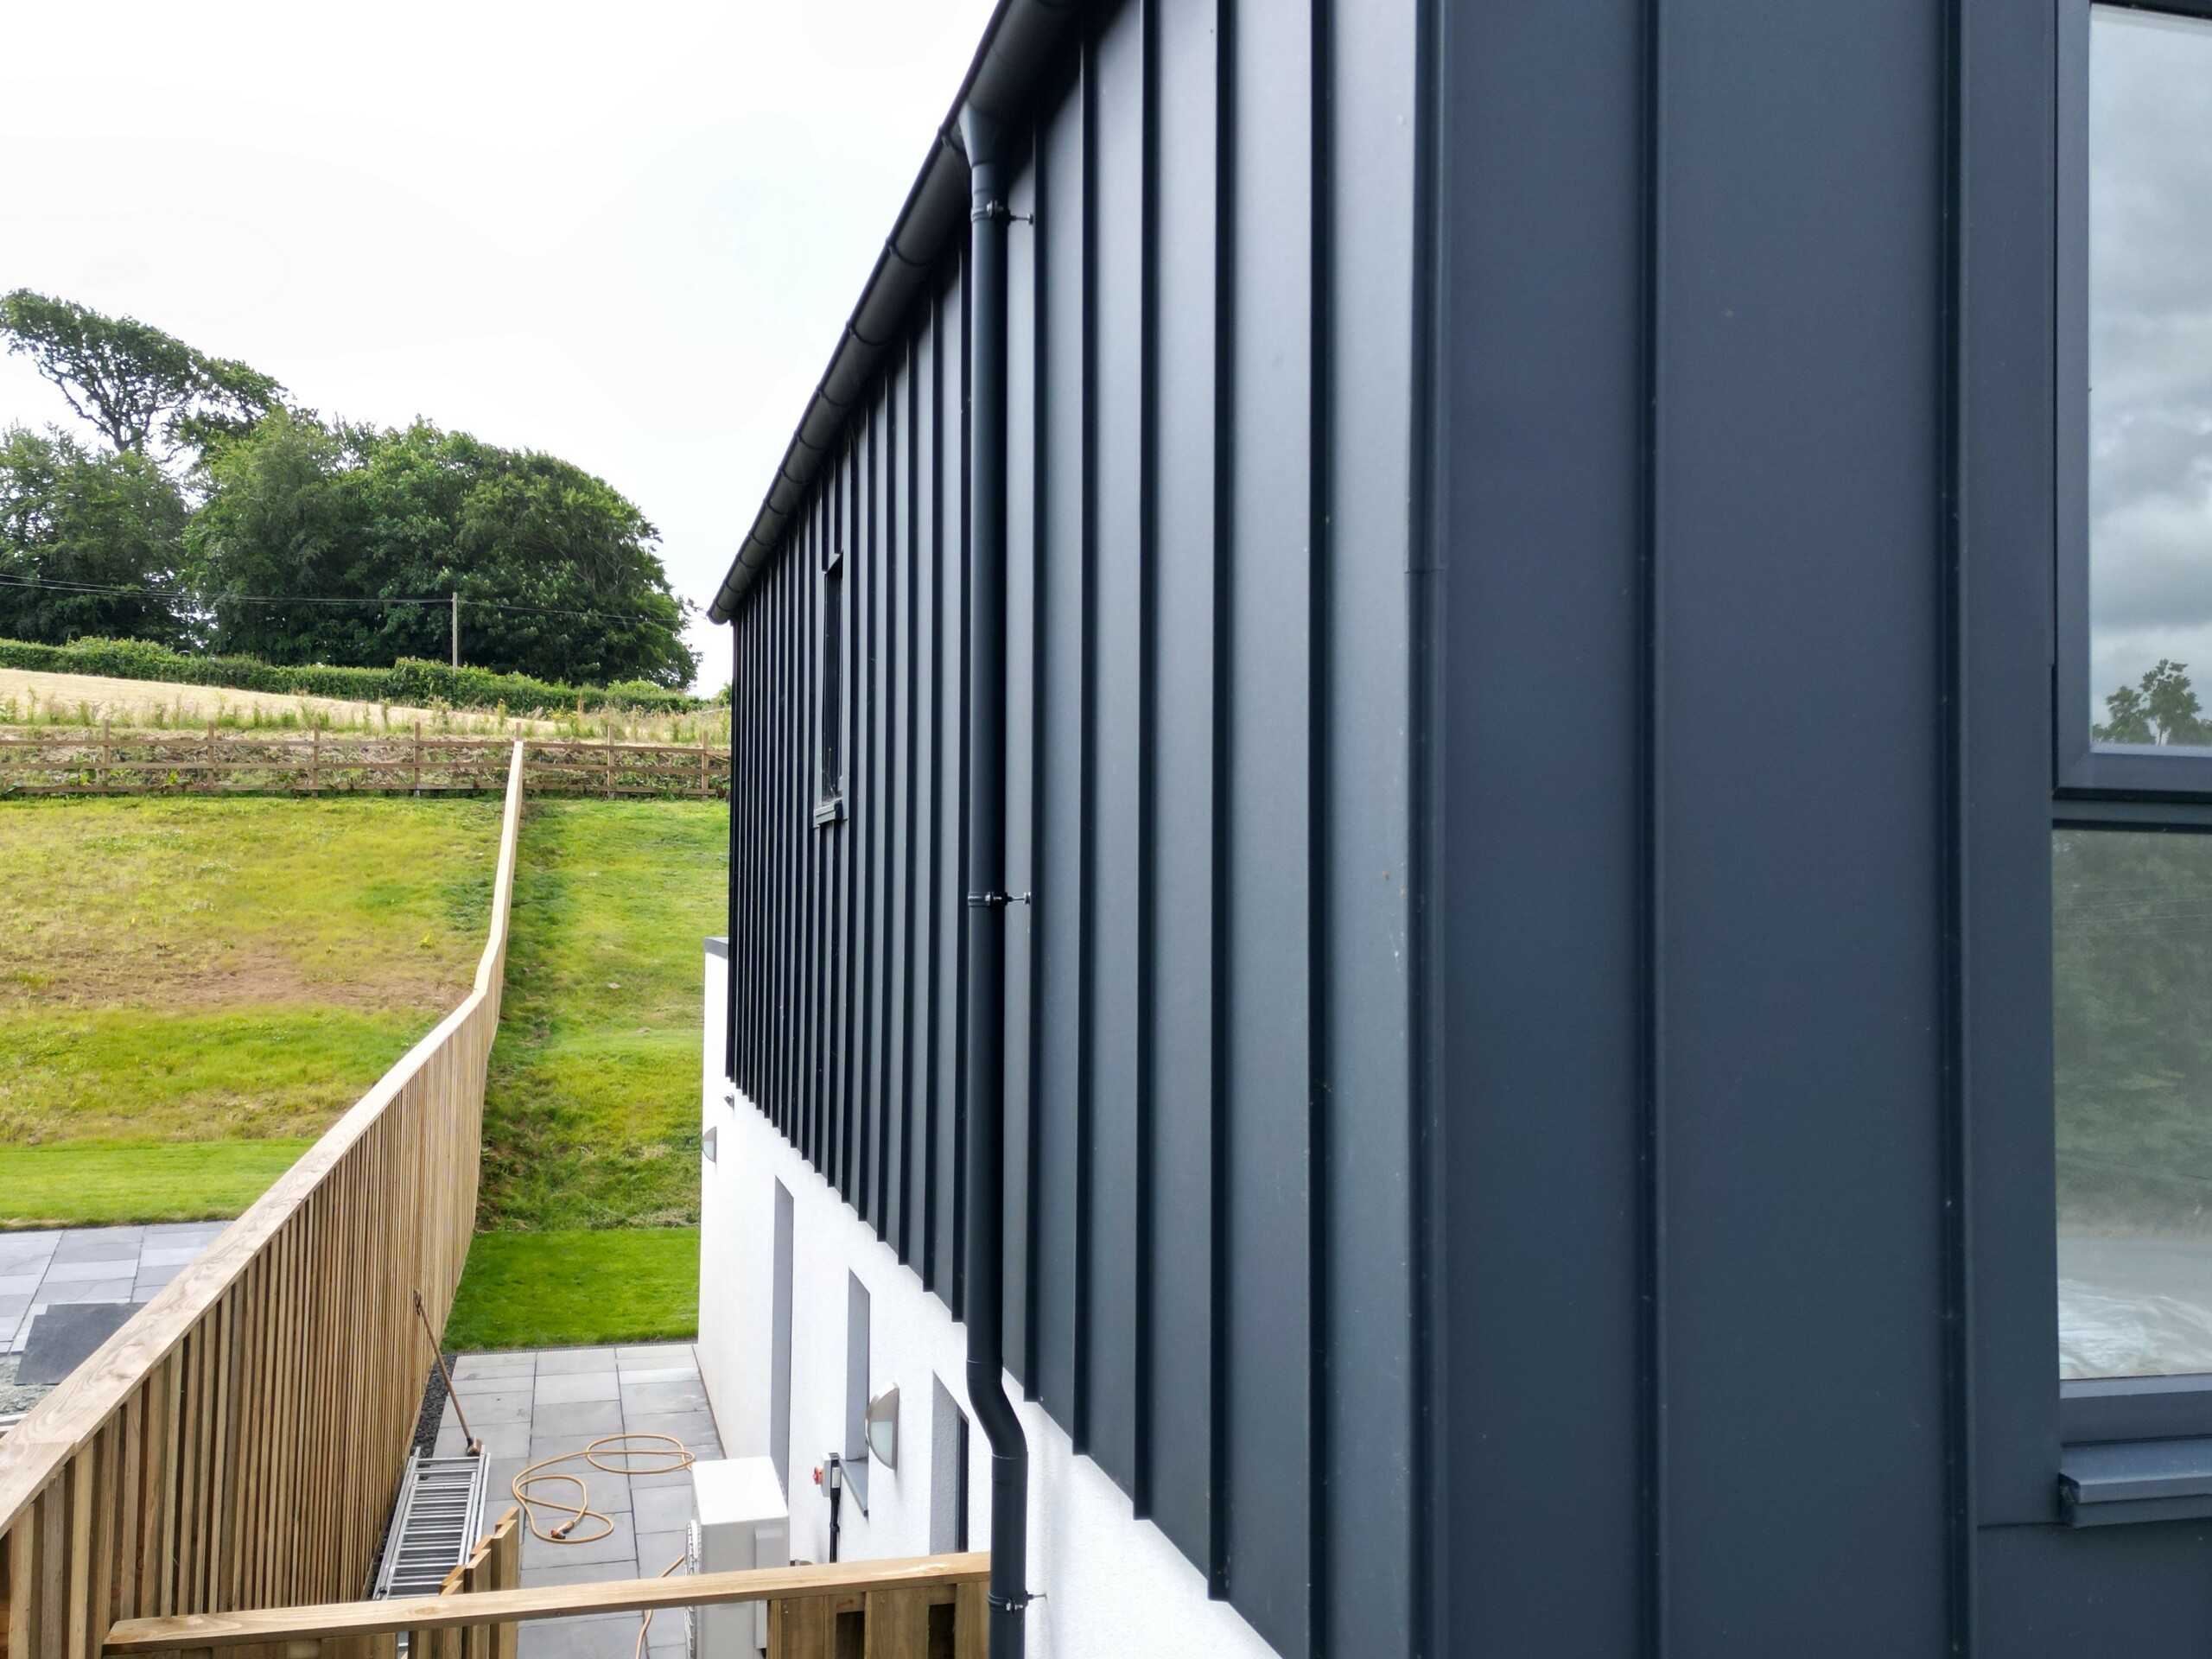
[0,728,729,798]
[0,741,527,1659]
[100,1551,991,1659]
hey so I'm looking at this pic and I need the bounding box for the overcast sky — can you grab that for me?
[2091,4,2212,734]
[0,0,998,691]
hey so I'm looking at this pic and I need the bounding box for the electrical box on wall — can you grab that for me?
[688,1457,788,1658]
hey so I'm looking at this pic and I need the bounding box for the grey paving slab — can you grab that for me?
[42,1258,138,1284]
[535,1370,622,1406]
[446,1389,535,1427]
[615,1344,694,1370]
[454,1354,536,1383]
[523,1559,660,1591]
[633,1529,689,1576]
[628,1484,693,1535]
[536,1347,620,1376]
[51,1232,142,1263]
[531,1399,626,1440]
[437,1420,531,1460]
[522,1510,636,1570]
[614,1364,696,1387]
[516,1612,641,1659]
[619,1381,709,1415]
[621,1411,720,1455]
[0,1274,48,1298]
[37,1282,134,1306]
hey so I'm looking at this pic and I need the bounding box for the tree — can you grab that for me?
[2097,659,2212,747]
[188,415,696,687]
[0,426,191,645]
[0,291,282,463]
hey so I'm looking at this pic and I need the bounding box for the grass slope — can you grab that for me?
[443,1229,700,1350]
[0,796,499,1222]
[478,800,727,1232]
[451,798,724,1349]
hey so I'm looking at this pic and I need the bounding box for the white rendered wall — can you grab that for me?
[697,950,1278,1659]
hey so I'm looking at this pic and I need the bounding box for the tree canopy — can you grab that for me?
[188,413,696,688]
[0,295,697,689]
[0,428,189,646]
[2097,658,2212,747]
[0,290,282,461]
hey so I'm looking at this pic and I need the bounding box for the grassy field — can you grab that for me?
[1,668,729,745]
[0,796,499,1218]
[0,790,724,1348]
[443,1228,701,1350]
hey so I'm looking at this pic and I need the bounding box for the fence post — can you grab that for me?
[310,724,321,796]
[414,722,423,796]
[205,718,217,792]
[699,728,709,798]
[604,724,614,800]
[99,716,110,791]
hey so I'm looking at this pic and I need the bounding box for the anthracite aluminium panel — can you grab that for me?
[720,2,1420,1651]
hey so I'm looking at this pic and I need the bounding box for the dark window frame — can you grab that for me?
[2044,0,2212,1487]
[817,539,849,825]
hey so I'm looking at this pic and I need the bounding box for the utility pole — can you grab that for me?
[450,591,460,668]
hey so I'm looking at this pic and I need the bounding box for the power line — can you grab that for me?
[0,571,691,630]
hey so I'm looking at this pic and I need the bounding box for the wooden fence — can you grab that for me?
[100,1551,991,1659]
[0,741,527,1659]
[0,727,728,799]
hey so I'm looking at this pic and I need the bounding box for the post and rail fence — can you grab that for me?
[0,741,526,1659]
[0,727,728,800]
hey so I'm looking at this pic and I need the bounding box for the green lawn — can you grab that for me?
[0,1140,315,1229]
[442,1227,701,1350]
[0,795,499,1224]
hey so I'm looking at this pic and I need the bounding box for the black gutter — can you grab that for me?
[957,103,1031,1659]
[708,0,1084,624]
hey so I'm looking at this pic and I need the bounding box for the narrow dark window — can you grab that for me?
[817,546,847,821]
[771,1181,794,1491]
[929,1376,970,1553]
[844,1272,870,1512]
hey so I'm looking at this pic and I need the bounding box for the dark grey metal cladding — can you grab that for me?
[1657,0,1951,1643]
[1427,0,1957,1653]
[720,1,1421,1652]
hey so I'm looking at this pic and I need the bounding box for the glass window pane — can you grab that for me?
[2088,6,2212,751]
[2056,829,2212,1377]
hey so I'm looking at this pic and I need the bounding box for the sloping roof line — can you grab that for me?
[709,0,1084,624]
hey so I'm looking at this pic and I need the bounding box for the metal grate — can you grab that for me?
[374,1452,490,1600]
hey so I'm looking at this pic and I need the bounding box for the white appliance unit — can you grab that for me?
[688,1457,789,1659]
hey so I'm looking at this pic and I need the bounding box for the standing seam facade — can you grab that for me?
[721,0,2212,1652]
[721,3,1422,1655]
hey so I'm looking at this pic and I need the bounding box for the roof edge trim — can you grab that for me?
[708,0,1085,624]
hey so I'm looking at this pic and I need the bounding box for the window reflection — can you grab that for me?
[2056,829,2212,1377]
[2088,6,2212,750]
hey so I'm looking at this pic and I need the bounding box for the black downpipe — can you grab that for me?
[957,105,1031,1659]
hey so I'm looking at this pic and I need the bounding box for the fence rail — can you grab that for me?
[0,728,728,799]
[0,741,527,1659]
[102,1552,991,1659]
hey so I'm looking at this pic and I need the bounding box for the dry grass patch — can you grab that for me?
[0,797,496,1012]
